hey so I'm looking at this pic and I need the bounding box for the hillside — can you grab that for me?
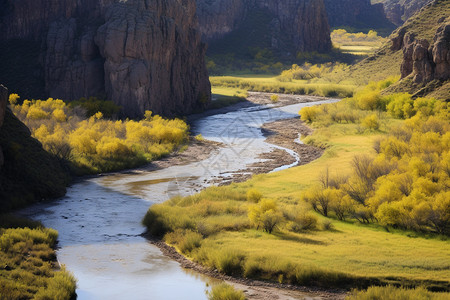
[333,0,449,99]
[0,85,69,211]
[374,0,431,26]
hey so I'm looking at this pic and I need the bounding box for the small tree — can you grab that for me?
[270,94,279,103]
[248,199,283,233]
[301,186,339,217]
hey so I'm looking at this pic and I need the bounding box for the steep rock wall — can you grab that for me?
[196,0,331,53]
[324,0,395,31]
[381,0,431,26]
[397,22,450,84]
[0,0,210,118]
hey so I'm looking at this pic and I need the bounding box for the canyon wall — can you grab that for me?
[0,0,211,118]
[196,0,332,54]
[381,0,431,26]
[324,0,395,31]
[396,22,450,84]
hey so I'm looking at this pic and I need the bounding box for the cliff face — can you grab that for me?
[0,86,6,168]
[397,22,450,83]
[196,0,331,54]
[323,0,395,32]
[0,0,211,118]
[0,85,69,211]
[381,0,431,26]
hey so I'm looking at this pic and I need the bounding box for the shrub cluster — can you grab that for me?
[210,77,354,98]
[0,222,76,300]
[331,29,386,47]
[299,79,449,235]
[207,283,246,300]
[277,63,348,82]
[9,95,189,173]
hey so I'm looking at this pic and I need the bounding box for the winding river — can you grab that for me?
[19,97,336,300]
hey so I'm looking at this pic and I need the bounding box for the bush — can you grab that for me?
[207,283,246,300]
[207,249,246,276]
[300,106,321,123]
[270,94,279,103]
[246,189,262,203]
[164,229,203,254]
[288,212,318,232]
[361,114,380,130]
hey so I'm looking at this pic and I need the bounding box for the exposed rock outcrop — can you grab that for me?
[95,0,211,117]
[432,23,450,81]
[399,23,450,83]
[0,85,7,168]
[0,0,211,118]
[0,85,69,211]
[196,0,331,54]
[323,0,395,32]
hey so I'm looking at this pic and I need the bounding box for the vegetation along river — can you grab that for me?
[19,96,337,299]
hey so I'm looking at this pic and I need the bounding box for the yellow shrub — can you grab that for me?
[361,114,379,130]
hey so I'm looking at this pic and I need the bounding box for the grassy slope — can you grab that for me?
[337,0,450,95]
[205,131,449,285]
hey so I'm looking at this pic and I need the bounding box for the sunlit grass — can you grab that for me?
[338,45,378,55]
[210,76,356,98]
[0,217,77,300]
[144,80,449,291]
[145,125,450,289]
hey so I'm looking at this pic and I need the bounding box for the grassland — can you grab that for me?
[0,215,77,300]
[210,75,356,99]
[331,29,386,56]
[144,81,450,294]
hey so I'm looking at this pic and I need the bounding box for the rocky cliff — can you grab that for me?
[334,0,449,100]
[324,0,395,33]
[196,0,332,54]
[381,0,431,26]
[0,85,69,211]
[397,22,450,84]
[0,0,211,118]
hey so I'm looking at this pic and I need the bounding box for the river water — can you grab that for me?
[19,98,335,300]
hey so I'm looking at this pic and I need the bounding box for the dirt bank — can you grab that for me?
[147,236,346,300]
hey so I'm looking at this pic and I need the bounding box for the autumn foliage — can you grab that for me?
[9,95,189,173]
[299,79,450,235]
